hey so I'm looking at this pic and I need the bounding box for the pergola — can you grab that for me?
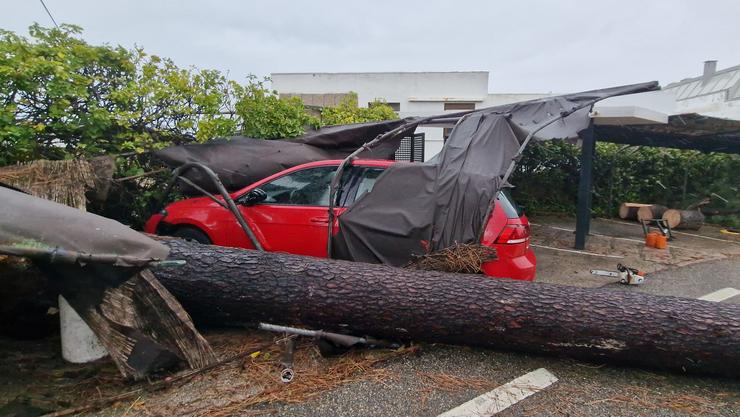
[575,111,740,249]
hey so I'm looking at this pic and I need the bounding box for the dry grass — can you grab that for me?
[584,386,728,416]
[516,384,732,417]
[404,242,497,274]
[179,333,419,417]
[416,371,497,393]
[0,159,94,209]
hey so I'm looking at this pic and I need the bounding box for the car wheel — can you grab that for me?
[172,227,211,244]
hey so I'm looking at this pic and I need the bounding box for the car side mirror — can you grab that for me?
[238,188,267,206]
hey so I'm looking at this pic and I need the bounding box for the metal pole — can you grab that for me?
[166,162,263,251]
[575,123,596,249]
[476,108,585,243]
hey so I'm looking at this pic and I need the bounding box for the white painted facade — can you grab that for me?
[662,61,740,120]
[271,71,551,160]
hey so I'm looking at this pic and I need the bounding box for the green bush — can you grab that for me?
[509,141,740,227]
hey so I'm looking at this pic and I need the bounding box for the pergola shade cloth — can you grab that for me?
[154,119,414,194]
[332,82,660,266]
[595,113,740,154]
[0,186,169,266]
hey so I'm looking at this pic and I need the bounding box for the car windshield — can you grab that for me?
[497,190,522,219]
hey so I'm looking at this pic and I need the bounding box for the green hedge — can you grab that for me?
[509,141,740,227]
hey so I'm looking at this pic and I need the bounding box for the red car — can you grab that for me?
[144,160,536,280]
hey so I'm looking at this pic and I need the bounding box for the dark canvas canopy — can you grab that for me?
[0,187,168,266]
[595,113,740,154]
[155,119,414,193]
[332,82,660,266]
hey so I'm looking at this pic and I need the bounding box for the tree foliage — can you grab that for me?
[319,93,398,126]
[0,24,400,167]
[0,24,237,165]
[232,75,315,139]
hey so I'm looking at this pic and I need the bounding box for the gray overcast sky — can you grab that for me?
[4,0,739,93]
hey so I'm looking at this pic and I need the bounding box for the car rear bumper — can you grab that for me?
[481,248,537,281]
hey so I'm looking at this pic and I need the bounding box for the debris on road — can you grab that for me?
[591,264,646,285]
[403,242,497,274]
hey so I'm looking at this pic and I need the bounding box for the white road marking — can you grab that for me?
[531,244,624,259]
[437,368,558,417]
[698,288,740,302]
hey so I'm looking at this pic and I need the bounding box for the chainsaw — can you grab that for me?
[590,264,645,285]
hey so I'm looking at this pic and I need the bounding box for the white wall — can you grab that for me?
[669,91,740,119]
[272,72,489,111]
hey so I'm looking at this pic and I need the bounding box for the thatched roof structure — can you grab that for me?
[0,159,94,210]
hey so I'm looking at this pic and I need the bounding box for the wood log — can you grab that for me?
[663,209,705,230]
[636,204,668,222]
[153,238,740,378]
[618,203,651,220]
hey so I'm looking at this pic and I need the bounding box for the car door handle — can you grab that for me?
[309,217,329,224]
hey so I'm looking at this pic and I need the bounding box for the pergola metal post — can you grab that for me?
[575,123,596,249]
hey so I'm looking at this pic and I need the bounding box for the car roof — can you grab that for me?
[231,159,398,197]
[297,159,397,168]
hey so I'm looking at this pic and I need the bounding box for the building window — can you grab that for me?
[443,128,453,141]
[369,101,401,112]
[444,102,475,111]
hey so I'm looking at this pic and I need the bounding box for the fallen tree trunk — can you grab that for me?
[663,209,705,230]
[153,238,740,378]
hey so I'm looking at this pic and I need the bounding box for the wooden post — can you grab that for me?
[575,124,595,250]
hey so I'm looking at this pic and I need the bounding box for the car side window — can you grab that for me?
[354,168,384,201]
[259,166,337,206]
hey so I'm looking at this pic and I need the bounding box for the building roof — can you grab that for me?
[664,63,740,101]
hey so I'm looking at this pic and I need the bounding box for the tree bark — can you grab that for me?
[663,209,705,230]
[153,238,740,378]
[636,204,668,222]
[618,202,651,220]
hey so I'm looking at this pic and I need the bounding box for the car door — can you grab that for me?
[238,165,340,258]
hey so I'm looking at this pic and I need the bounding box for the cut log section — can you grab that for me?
[153,238,740,378]
[636,204,668,222]
[618,203,652,220]
[662,209,705,230]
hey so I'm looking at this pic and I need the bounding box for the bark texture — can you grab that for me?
[663,209,705,230]
[154,238,740,378]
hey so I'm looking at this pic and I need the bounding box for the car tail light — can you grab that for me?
[495,223,530,244]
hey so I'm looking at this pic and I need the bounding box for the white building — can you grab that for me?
[663,61,740,120]
[271,71,550,160]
